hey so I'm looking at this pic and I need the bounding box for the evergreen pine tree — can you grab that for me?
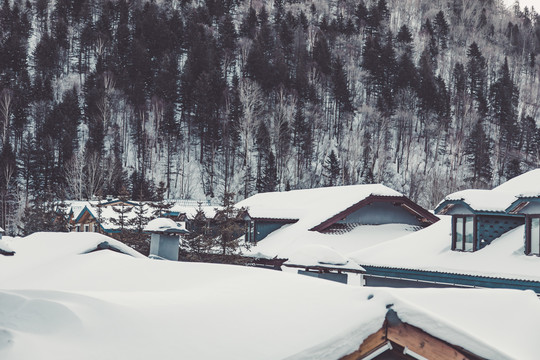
[323,150,340,186]
[465,119,492,187]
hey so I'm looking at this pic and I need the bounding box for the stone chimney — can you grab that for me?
[144,218,188,261]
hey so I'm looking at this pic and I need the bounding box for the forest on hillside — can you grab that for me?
[0,0,539,234]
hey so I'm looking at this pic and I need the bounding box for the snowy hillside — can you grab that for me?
[0,0,539,234]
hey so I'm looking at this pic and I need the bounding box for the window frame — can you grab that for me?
[526,215,540,256]
[452,215,476,252]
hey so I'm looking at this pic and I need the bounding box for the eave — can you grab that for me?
[436,199,524,217]
[361,265,540,293]
[283,263,365,274]
[310,195,439,232]
[342,309,485,360]
[241,210,298,223]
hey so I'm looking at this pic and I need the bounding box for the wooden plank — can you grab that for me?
[387,321,477,360]
[339,326,387,360]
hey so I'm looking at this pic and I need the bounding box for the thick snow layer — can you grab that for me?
[442,189,518,212]
[0,232,144,285]
[144,218,186,233]
[0,234,540,360]
[284,245,365,272]
[0,239,13,254]
[246,223,417,259]
[1,233,540,360]
[351,216,540,281]
[236,184,403,228]
[494,169,540,195]
[440,169,540,211]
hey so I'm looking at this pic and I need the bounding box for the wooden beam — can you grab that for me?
[387,321,478,360]
[339,326,386,360]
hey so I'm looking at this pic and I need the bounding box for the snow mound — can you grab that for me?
[0,239,14,255]
[494,169,540,195]
[144,218,186,233]
[1,232,540,360]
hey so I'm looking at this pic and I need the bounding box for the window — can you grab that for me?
[454,216,475,252]
[529,217,540,256]
[84,224,89,232]
[245,221,255,243]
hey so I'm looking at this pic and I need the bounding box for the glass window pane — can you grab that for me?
[531,218,540,255]
[455,217,463,251]
[465,217,474,251]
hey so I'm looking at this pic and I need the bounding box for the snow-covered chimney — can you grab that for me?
[144,218,188,261]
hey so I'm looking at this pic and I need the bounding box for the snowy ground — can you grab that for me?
[2,232,540,360]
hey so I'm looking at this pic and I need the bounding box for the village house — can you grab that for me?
[66,198,215,235]
[236,184,438,283]
[352,169,540,293]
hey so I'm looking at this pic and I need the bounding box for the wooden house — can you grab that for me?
[237,184,438,244]
[237,184,438,283]
[434,189,524,251]
[353,170,540,293]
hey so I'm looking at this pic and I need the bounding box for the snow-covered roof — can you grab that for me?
[1,232,540,360]
[438,169,540,213]
[493,168,540,196]
[144,218,187,233]
[440,189,518,212]
[284,245,365,272]
[167,202,219,219]
[0,232,144,282]
[64,199,217,232]
[237,184,403,227]
[246,223,419,260]
[351,216,540,282]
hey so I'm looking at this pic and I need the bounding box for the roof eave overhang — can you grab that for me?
[310,195,438,232]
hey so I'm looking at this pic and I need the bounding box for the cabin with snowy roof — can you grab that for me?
[237,184,439,244]
[434,189,525,251]
[353,170,540,293]
[435,169,540,254]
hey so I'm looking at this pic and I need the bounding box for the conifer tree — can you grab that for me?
[110,186,133,236]
[153,181,173,217]
[213,192,248,260]
[323,150,340,186]
[466,42,488,115]
[465,119,492,187]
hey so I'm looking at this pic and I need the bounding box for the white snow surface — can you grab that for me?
[440,169,540,211]
[442,189,518,212]
[144,218,186,233]
[246,223,418,259]
[284,245,365,272]
[0,239,13,254]
[2,233,540,360]
[240,184,416,261]
[351,216,540,282]
[237,184,403,227]
[494,169,540,195]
